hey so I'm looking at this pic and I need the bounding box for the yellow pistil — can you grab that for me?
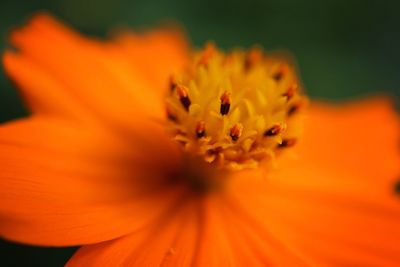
[166,43,307,170]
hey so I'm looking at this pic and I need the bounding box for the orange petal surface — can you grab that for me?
[228,99,400,266]
[67,190,316,267]
[4,13,188,125]
[0,116,184,246]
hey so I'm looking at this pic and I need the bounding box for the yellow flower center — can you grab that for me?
[166,43,307,170]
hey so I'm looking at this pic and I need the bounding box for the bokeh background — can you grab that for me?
[0,0,399,266]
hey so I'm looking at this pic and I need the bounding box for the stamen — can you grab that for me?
[165,44,306,170]
[169,76,178,91]
[220,91,231,115]
[244,48,262,70]
[230,123,243,142]
[283,83,297,100]
[196,121,206,138]
[287,104,299,116]
[205,147,222,163]
[272,64,288,81]
[198,43,215,66]
[176,84,191,111]
[166,108,178,122]
[278,138,297,148]
[264,124,282,136]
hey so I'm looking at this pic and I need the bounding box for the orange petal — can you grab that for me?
[4,13,189,124]
[3,51,95,122]
[220,173,317,266]
[0,116,184,246]
[264,167,400,266]
[114,26,190,96]
[226,97,400,266]
[291,97,400,184]
[226,167,400,266]
[67,190,318,267]
[66,198,198,267]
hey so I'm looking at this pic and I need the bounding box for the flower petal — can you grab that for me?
[3,52,95,122]
[114,26,189,96]
[223,174,317,267]
[0,116,184,246]
[4,13,188,124]
[227,98,400,266]
[67,189,317,267]
[66,198,198,267]
[266,167,400,266]
[293,97,400,183]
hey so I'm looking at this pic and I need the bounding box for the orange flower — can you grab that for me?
[1,14,400,266]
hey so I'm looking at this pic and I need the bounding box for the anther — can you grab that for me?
[264,124,282,136]
[169,76,178,91]
[176,84,191,111]
[287,105,299,116]
[166,108,178,122]
[283,83,297,100]
[272,64,288,81]
[244,48,263,71]
[205,147,222,163]
[198,42,215,66]
[196,121,206,138]
[278,138,297,148]
[230,123,243,142]
[220,91,231,115]
[165,45,305,169]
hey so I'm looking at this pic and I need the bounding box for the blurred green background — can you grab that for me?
[0,0,399,266]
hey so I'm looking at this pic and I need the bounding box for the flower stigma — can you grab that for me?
[166,43,307,171]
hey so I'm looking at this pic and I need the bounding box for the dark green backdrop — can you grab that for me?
[0,0,399,266]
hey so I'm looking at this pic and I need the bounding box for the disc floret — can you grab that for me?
[166,43,306,170]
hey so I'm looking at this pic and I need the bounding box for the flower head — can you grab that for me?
[166,43,306,171]
[1,14,400,266]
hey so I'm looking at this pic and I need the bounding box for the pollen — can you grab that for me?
[166,43,307,170]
